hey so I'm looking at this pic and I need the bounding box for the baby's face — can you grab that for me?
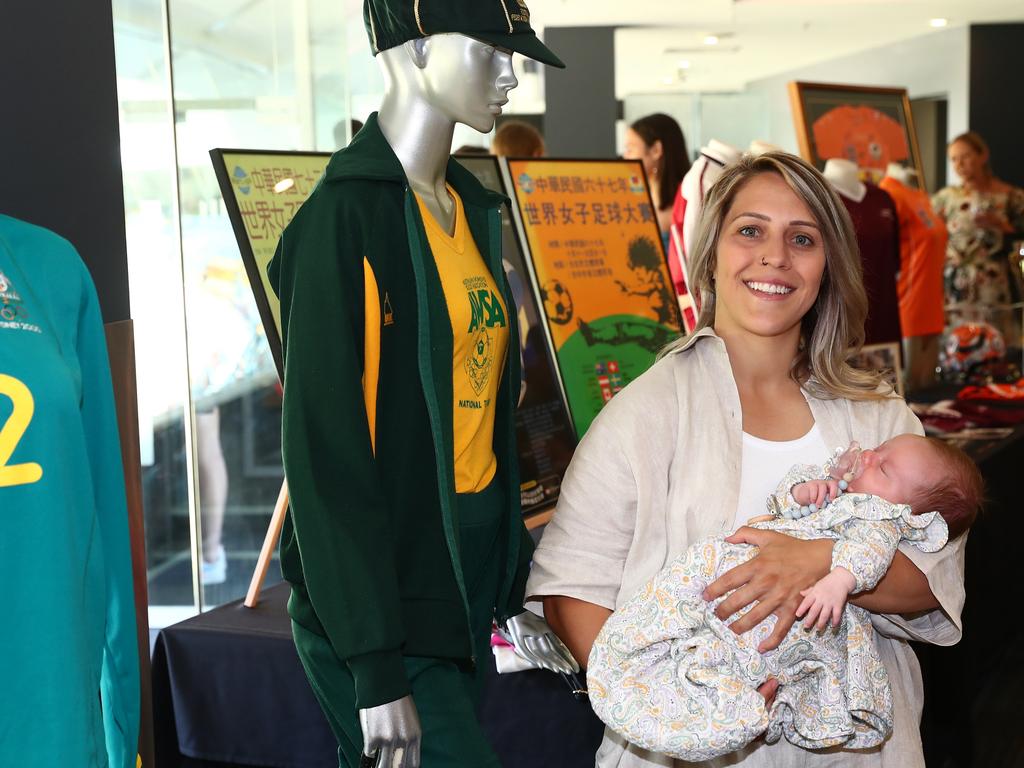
[847,434,940,506]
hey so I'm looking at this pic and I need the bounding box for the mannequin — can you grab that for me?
[825,158,903,344]
[678,138,742,256]
[0,215,139,767]
[747,139,782,157]
[881,164,946,390]
[884,161,917,187]
[268,3,572,768]
[378,35,516,232]
[667,139,740,322]
[823,158,867,202]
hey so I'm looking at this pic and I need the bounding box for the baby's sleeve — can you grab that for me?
[766,462,827,518]
[831,516,902,593]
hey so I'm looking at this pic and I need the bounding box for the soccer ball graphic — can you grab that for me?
[542,279,574,325]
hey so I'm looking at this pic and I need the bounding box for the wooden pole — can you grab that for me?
[244,479,289,608]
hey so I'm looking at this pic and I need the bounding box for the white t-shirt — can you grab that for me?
[734,424,828,530]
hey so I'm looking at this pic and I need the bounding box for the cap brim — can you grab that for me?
[476,30,565,68]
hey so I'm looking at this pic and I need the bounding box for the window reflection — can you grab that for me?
[113,0,372,617]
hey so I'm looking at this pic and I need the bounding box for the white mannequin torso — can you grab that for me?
[823,158,867,203]
[884,162,916,187]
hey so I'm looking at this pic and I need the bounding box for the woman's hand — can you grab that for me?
[702,527,832,652]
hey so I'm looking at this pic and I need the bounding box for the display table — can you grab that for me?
[152,583,604,768]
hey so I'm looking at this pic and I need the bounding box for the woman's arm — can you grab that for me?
[542,595,613,668]
[850,550,939,613]
[703,528,938,651]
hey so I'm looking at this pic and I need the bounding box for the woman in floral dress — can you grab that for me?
[932,131,1024,338]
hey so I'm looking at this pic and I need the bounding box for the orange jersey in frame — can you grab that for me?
[879,176,947,338]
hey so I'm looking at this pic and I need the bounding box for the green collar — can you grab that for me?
[324,112,506,209]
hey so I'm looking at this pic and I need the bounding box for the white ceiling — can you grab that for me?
[119,0,1024,97]
[530,0,1024,95]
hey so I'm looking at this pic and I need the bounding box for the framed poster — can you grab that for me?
[789,81,925,189]
[455,155,577,514]
[504,158,684,437]
[210,148,332,376]
[849,341,904,397]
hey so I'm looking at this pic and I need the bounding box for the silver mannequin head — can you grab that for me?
[377,33,518,228]
[379,33,517,133]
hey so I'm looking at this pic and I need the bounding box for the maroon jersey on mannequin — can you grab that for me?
[840,184,902,345]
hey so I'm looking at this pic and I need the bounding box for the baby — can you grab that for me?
[587,434,982,762]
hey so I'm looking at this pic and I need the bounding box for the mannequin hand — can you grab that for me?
[358,695,421,768]
[502,611,580,675]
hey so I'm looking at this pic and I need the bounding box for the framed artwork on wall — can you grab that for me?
[789,81,925,189]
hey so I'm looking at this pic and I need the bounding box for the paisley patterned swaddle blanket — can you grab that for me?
[587,455,947,762]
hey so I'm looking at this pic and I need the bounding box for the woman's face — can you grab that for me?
[624,128,661,179]
[712,173,827,344]
[949,140,986,184]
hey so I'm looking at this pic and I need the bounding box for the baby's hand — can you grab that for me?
[795,567,857,631]
[791,479,841,510]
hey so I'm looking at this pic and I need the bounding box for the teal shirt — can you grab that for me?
[0,215,139,767]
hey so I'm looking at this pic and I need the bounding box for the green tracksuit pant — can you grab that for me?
[293,481,505,767]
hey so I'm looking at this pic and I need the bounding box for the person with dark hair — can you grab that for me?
[624,113,691,238]
[932,131,1024,335]
[492,120,545,157]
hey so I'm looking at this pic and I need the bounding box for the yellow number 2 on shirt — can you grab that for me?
[0,374,43,487]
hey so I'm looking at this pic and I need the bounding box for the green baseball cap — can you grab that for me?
[364,0,565,69]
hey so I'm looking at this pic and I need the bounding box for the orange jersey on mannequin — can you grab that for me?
[879,177,947,338]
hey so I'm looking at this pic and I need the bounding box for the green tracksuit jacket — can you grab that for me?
[267,113,533,710]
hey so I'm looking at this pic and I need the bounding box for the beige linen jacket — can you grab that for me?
[526,328,965,768]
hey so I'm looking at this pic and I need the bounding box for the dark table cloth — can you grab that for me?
[152,583,603,768]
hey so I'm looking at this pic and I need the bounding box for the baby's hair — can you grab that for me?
[913,437,983,539]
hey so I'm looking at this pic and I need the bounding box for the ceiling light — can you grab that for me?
[704,35,719,46]
[929,18,948,28]
[678,59,691,69]
[274,178,295,193]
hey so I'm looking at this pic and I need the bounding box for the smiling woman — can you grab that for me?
[527,152,966,767]
[680,151,882,402]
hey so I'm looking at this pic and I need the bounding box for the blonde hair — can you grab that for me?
[663,152,887,401]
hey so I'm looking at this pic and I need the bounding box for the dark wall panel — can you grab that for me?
[969,24,1024,189]
[0,0,131,322]
[544,27,617,159]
